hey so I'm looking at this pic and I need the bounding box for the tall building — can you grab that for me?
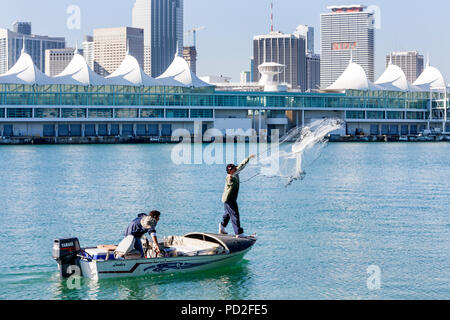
[253,31,306,91]
[320,5,375,88]
[295,25,320,91]
[387,51,424,83]
[0,23,65,74]
[306,53,320,91]
[240,71,251,84]
[295,25,314,54]
[93,27,144,77]
[183,46,197,74]
[132,0,184,77]
[82,35,94,70]
[250,57,255,82]
[12,22,31,35]
[45,48,75,76]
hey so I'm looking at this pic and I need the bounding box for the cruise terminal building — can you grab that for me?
[0,47,449,141]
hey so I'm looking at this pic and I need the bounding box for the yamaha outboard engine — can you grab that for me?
[52,238,81,278]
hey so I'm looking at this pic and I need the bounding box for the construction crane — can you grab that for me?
[186,26,205,47]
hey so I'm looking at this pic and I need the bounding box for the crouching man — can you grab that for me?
[116,210,162,259]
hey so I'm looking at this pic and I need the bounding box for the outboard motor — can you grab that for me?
[52,238,81,278]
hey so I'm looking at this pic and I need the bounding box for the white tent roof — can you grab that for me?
[413,63,446,90]
[106,53,162,86]
[53,50,109,86]
[375,62,420,92]
[0,50,56,85]
[326,60,382,92]
[157,56,213,88]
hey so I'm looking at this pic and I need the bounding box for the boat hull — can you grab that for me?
[79,247,252,280]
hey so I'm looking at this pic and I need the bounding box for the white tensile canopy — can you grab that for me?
[413,63,447,91]
[53,50,109,86]
[106,53,164,87]
[157,56,213,88]
[325,60,383,92]
[0,49,57,85]
[375,62,421,92]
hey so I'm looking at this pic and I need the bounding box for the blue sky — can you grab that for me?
[2,0,449,81]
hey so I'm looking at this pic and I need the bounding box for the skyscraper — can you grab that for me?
[387,51,424,83]
[240,71,251,84]
[295,25,314,54]
[93,27,144,77]
[253,31,306,91]
[0,22,65,74]
[320,5,375,88]
[306,53,320,91]
[294,25,320,91]
[183,46,197,74]
[132,0,184,77]
[12,22,31,35]
[82,35,94,70]
[45,48,76,76]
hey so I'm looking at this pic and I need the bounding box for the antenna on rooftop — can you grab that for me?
[270,0,274,32]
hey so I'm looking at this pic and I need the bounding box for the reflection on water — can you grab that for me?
[49,262,253,300]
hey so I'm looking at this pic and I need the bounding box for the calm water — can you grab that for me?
[0,143,448,300]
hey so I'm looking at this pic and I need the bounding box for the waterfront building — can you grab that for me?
[82,35,94,70]
[320,5,375,89]
[253,31,306,91]
[45,48,76,77]
[183,46,197,74]
[0,46,448,140]
[93,27,144,77]
[132,0,184,77]
[387,51,424,83]
[0,22,65,74]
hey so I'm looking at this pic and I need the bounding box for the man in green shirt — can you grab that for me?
[219,154,256,237]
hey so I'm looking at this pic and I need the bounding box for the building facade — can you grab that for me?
[387,51,424,83]
[306,53,320,91]
[82,35,94,70]
[0,23,65,74]
[240,71,251,84]
[132,0,184,77]
[295,25,314,54]
[183,46,197,74]
[320,5,375,88]
[0,86,443,139]
[12,22,31,35]
[45,48,75,76]
[253,32,306,91]
[93,27,144,77]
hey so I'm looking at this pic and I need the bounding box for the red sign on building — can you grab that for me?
[332,42,357,51]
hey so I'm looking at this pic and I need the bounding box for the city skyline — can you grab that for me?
[1,0,449,82]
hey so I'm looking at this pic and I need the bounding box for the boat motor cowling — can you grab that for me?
[52,238,81,278]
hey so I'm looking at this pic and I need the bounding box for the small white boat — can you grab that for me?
[53,233,257,280]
